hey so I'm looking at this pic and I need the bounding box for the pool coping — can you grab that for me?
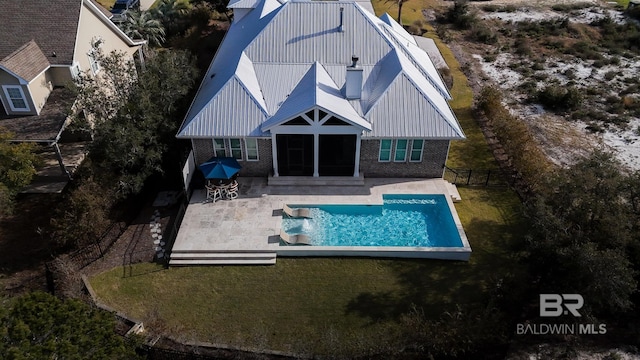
[170,177,472,265]
[275,194,472,261]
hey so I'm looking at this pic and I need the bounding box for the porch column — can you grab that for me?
[313,133,319,177]
[271,133,279,177]
[353,133,361,177]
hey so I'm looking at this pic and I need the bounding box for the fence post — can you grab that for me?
[467,170,472,185]
[486,170,491,186]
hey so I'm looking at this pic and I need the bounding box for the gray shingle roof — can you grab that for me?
[0,0,82,66]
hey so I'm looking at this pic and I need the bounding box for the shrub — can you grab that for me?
[446,0,477,30]
[552,3,592,12]
[537,85,584,112]
[476,86,552,192]
[514,37,532,56]
[470,23,498,44]
[604,70,618,81]
[563,68,577,80]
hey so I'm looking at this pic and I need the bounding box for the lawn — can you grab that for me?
[90,0,526,356]
[91,187,523,355]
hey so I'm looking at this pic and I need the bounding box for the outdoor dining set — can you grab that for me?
[198,156,242,203]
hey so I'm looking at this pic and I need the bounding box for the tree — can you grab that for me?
[525,151,639,316]
[120,10,166,49]
[72,49,199,197]
[152,0,191,38]
[387,0,410,25]
[191,0,232,22]
[0,128,40,216]
[0,292,141,360]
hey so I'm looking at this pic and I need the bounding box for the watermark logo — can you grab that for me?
[515,294,606,335]
[540,294,583,317]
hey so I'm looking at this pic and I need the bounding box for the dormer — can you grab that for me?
[0,40,52,116]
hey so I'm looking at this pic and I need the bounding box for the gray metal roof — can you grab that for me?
[177,0,464,140]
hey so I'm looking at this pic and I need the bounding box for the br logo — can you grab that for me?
[540,294,584,317]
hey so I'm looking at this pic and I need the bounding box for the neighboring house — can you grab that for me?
[0,0,144,178]
[177,0,465,183]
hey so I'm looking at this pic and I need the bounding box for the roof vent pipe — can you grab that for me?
[339,7,344,32]
[345,55,363,100]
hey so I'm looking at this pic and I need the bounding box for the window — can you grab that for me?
[230,138,242,160]
[2,86,29,112]
[245,138,259,161]
[378,139,392,162]
[88,50,100,74]
[410,140,424,162]
[70,62,81,80]
[213,138,226,156]
[394,139,408,162]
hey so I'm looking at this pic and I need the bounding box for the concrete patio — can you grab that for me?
[170,177,467,265]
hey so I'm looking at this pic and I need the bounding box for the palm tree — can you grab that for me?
[385,0,410,25]
[120,10,166,49]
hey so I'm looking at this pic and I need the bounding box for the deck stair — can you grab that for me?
[444,181,462,203]
[169,249,276,266]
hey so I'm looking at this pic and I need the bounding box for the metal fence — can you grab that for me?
[443,166,510,187]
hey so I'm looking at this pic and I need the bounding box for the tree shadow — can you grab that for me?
[344,217,524,325]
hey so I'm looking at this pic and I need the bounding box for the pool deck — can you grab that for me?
[169,177,470,265]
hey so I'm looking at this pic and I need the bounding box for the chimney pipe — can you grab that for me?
[339,7,344,32]
[345,55,363,100]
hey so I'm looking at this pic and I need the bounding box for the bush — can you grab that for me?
[469,23,498,44]
[446,0,477,30]
[537,85,583,112]
[476,86,552,192]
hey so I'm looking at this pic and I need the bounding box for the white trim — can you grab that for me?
[378,138,392,162]
[27,65,52,84]
[0,65,28,85]
[245,138,259,161]
[229,138,243,160]
[83,0,146,47]
[213,138,226,157]
[2,85,30,112]
[409,139,424,162]
[88,49,101,74]
[394,139,408,162]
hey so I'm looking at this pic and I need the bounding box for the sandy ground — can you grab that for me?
[463,0,640,170]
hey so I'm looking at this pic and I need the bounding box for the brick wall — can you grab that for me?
[191,138,273,177]
[359,139,449,178]
[193,138,449,178]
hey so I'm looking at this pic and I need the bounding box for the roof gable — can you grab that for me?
[0,40,50,82]
[262,62,371,131]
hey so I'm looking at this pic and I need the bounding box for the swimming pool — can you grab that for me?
[278,194,471,260]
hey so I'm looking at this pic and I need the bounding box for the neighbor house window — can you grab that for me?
[230,138,242,160]
[378,139,392,162]
[410,140,424,162]
[2,86,29,112]
[245,138,259,161]
[213,138,226,156]
[88,50,100,74]
[394,139,408,162]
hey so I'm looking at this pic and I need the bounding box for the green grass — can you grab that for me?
[91,187,524,355]
[90,1,526,356]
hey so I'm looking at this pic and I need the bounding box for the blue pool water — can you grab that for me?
[281,194,463,247]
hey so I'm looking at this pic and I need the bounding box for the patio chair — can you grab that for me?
[283,204,311,218]
[206,185,222,203]
[280,230,311,245]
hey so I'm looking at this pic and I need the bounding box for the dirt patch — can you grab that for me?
[0,194,62,295]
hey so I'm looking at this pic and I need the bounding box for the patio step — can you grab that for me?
[444,181,462,203]
[268,175,365,186]
[169,251,276,266]
[170,258,276,266]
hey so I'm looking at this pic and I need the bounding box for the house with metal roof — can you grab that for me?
[0,0,144,179]
[177,0,465,183]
